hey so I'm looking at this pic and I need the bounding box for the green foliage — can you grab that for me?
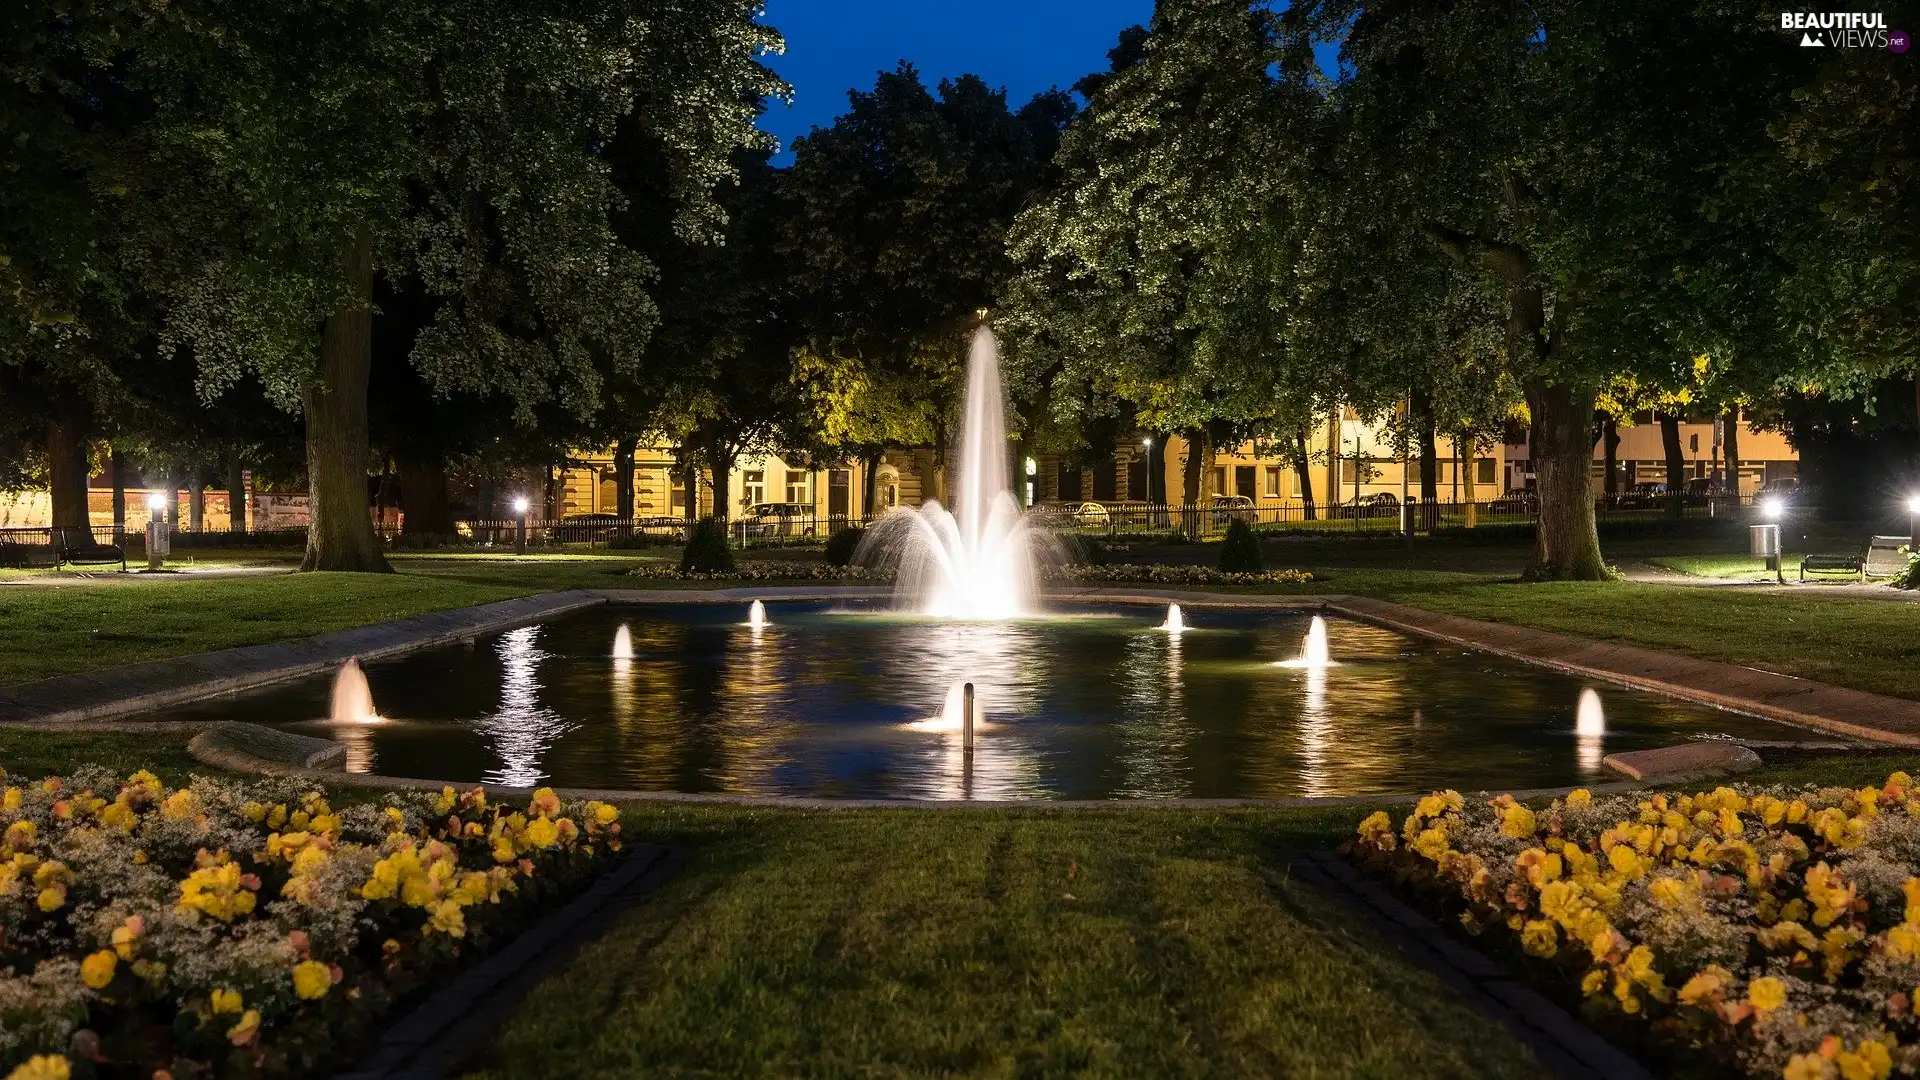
[1896,549,1920,592]
[1218,518,1263,573]
[679,516,736,573]
[822,526,865,567]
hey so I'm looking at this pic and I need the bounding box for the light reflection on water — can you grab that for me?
[155,603,1816,799]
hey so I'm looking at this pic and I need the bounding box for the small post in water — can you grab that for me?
[962,682,975,754]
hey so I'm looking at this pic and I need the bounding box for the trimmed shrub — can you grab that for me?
[679,516,736,573]
[1218,518,1263,573]
[823,526,865,567]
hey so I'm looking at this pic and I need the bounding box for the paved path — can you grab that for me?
[1331,595,1920,745]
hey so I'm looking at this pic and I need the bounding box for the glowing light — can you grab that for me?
[1159,604,1186,633]
[1576,688,1606,774]
[512,496,531,515]
[747,600,769,630]
[1275,615,1335,669]
[1907,495,1920,515]
[146,492,167,512]
[1762,497,1784,520]
[612,624,633,660]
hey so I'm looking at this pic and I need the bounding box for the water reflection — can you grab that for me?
[469,627,576,786]
[207,604,1817,799]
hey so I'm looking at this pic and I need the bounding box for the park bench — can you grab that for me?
[0,528,59,569]
[1799,551,1865,582]
[51,526,127,571]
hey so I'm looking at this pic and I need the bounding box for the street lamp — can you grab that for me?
[1906,494,1920,547]
[512,496,530,555]
[145,492,171,571]
[1755,497,1785,582]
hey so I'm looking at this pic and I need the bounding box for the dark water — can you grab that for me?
[156,603,1809,799]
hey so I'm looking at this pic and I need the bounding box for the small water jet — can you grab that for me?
[330,658,379,724]
[857,327,1049,618]
[747,600,769,630]
[612,624,634,660]
[1274,615,1336,669]
[1576,689,1606,737]
[1159,604,1186,633]
[907,680,989,734]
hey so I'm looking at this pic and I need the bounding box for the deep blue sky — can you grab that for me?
[758,0,1157,162]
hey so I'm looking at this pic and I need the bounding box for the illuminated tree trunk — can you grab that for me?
[226,450,247,533]
[300,231,391,572]
[1722,409,1741,491]
[1659,411,1686,519]
[1525,379,1608,580]
[1291,429,1315,521]
[613,437,637,519]
[1601,417,1621,496]
[45,399,91,530]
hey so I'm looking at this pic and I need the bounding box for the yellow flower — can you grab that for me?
[1836,1039,1893,1080]
[1519,920,1557,958]
[36,886,66,912]
[1411,827,1450,861]
[524,815,559,849]
[177,860,257,922]
[160,789,198,821]
[210,987,244,1015]
[5,819,34,848]
[3,1056,71,1080]
[1356,810,1393,841]
[1564,789,1591,808]
[592,802,619,825]
[1501,804,1537,839]
[1607,844,1644,879]
[111,915,145,961]
[227,1008,261,1045]
[1677,965,1730,1007]
[80,950,117,989]
[292,960,332,1000]
[1784,1054,1833,1080]
[1746,975,1788,1013]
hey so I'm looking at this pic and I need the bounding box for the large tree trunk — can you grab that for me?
[164,468,181,531]
[1291,429,1316,521]
[862,448,882,519]
[300,232,390,572]
[1525,379,1608,580]
[226,450,247,533]
[613,437,637,520]
[110,448,128,541]
[1180,427,1204,504]
[709,446,736,521]
[1722,409,1741,492]
[1658,411,1686,519]
[188,478,205,532]
[45,398,91,530]
[1601,417,1621,496]
[397,449,455,535]
[1417,407,1438,505]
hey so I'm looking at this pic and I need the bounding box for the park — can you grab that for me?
[2,2,1918,1078]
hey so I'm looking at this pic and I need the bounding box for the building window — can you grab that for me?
[743,470,765,507]
[1210,467,1227,496]
[1264,466,1282,498]
[1235,465,1257,500]
[1476,458,1496,485]
[785,470,808,504]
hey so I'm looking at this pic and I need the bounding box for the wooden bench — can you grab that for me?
[1800,552,1865,582]
[51,526,126,571]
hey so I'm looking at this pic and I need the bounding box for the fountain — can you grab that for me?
[858,327,1047,619]
[747,600,769,630]
[907,680,990,734]
[1275,615,1335,669]
[1576,688,1606,773]
[1159,604,1186,633]
[612,624,634,660]
[329,658,378,724]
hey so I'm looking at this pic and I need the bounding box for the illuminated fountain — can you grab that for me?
[1275,615,1335,669]
[1576,688,1606,773]
[747,600,769,630]
[612,624,634,660]
[908,680,989,733]
[1159,604,1186,633]
[858,326,1047,618]
[330,658,378,724]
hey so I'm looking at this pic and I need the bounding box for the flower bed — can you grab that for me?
[623,562,1313,586]
[1,767,623,1080]
[1349,775,1920,1079]
[1046,564,1314,586]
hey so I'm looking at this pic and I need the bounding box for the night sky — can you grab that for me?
[758,0,1157,162]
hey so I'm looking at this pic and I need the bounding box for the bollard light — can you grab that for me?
[1907,494,1920,515]
[1762,497,1784,521]
[512,496,530,555]
[1908,494,1920,545]
[144,492,171,571]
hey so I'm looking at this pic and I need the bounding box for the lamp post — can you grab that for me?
[1762,497,1785,582]
[144,492,171,571]
[1907,495,1920,550]
[513,496,530,556]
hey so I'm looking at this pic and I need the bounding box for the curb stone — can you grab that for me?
[335,843,678,1080]
[1288,850,1656,1080]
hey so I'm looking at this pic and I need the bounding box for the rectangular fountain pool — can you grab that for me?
[154,602,1812,799]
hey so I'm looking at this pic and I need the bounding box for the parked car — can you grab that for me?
[1682,478,1733,505]
[1208,495,1256,525]
[1618,482,1669,509]
[1067,501,1112,527]
[1334,492,1400,520]
[740,502,817,539]
[1756,477,1799,497]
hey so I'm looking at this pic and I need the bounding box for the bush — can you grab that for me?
[823,526,865,567]
[0,767,625,1079]
[1895,547,1919,590]
[1218,518,1263,573]
[679,516,736,573]
[1350,773,1920,1079]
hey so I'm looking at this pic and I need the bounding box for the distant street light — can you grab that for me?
[145,492,170,571]
[1141,438,1155,506]
[1907,494,1920,545]
[513,496,530,555]
[1762,497,1784,522]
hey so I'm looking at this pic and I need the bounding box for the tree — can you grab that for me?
[143,0,782,571]
[784,64,1073,496]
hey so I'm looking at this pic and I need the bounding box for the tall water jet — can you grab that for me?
[612,624,633,660]
[857,327,1046,618]
[1160,604,1186,633]
[747,600,769,630]
[1576,689,1606,736]
[330,658,377,724]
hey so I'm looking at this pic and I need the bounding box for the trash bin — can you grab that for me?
[1749,524,1780,558]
